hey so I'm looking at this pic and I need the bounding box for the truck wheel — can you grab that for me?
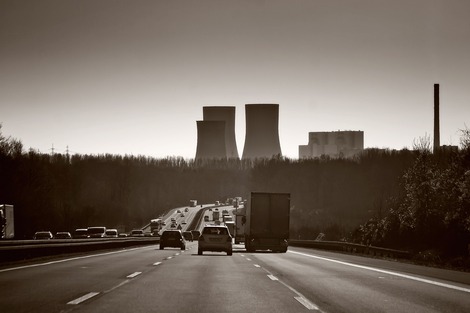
[198,248,202,255]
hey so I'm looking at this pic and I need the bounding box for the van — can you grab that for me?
[105,229,118,237]
[87,226,106,238]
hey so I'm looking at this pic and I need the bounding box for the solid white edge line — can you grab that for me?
[67,292,100,305]
[126,271,142,278]
[288,250,470,294]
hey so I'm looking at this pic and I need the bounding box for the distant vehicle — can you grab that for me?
[105,229,118,237]
[224,221,235,238]
[180,213,185,217]
[198,225,232,256]
[150,219,162,234]
[222,209,228,214]
[190,200,197,207]
[245,192,290,253]
[170,222,177,228]
[184,207,189,212]
[191,230,201,240]
[54,232,72,239]
[87,226,106,238]
[171,217,176,222]
[204,215,209,222]
[160,230,186,250]
[212,209,220,221]
[73,228,89,239]
[223,215,233,223]
[181,220,187,225]
[130,229,144,237]
[215,201,220,205]
[182,231,193,241]
[177,209,181,213]
[33,231,53,240]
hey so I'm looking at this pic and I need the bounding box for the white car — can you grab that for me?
[198,225,232,256]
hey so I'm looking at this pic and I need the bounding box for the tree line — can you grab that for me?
[1,125,469,263]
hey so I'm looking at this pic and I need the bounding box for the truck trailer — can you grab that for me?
[244,192,290,253]
[1,204,14,239]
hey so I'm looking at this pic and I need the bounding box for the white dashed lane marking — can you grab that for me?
[67,292,100,305]
[254,264,261,268]
[126,272,142,278]
[153,262,162,266]
[267,274,278,281]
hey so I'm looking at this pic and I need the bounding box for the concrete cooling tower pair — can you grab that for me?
[195,104,282,160]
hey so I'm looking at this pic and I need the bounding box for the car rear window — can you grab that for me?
[202,227,228,235]
[162,231,181,238]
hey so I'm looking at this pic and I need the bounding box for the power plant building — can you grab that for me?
[195,120,228,160]
[242,104,282,159]
[299,131,364,159]
[203,106,239,159]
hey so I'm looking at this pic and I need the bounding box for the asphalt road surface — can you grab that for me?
[1,243,469,313]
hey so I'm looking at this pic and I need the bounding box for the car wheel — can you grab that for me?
[227,250,232,256]
[198,248,202,255]
[160,245,164,250]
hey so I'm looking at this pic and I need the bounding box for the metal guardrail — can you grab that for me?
[0,237,159,263]
[289,240,411,259]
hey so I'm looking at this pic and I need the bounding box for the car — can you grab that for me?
[160,230,186,250]
[191,230,201,240]
[54,231,72,239]
[180,213,185,217]
[105,229,118,237]
[198,225,232,256]
[130,229,144,237]
[33,231,53,240]
[204,215,209,222]
[184,207,189,212]
[182,231,193,241]
[176,209,181,213]
[73,228,89,239]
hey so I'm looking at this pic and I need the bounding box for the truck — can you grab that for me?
[212,209,220,221]
[234,214,246,244]
[189,200,197,207]
[0,204,14,239]
[244,192,290,253]
[150,218,162,235]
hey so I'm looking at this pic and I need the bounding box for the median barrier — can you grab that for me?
[0,237,159,263]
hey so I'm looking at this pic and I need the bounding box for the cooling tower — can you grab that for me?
[203,106,239,159]
[242,104,282,159]
[195,121,227,160]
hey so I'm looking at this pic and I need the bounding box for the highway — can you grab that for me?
[1,242,469,313]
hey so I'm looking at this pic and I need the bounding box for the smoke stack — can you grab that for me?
[434,84,440,151]
[203,106,239,159]
[242,104,282,159]
[195,121,227,160]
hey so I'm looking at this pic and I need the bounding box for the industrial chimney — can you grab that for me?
[434,83,440,152]
[203,106,239,159]
[195,121,227,160]
[242,104,282,159]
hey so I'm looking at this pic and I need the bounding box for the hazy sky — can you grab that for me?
[1,0,469,159]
